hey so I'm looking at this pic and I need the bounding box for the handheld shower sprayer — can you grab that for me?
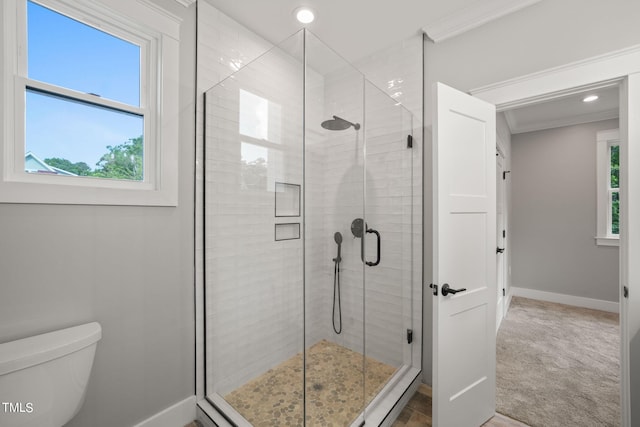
[333,232,343,263]
[332,231,343,334]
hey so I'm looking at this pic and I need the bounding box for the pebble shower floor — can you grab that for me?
[223,340,397,426]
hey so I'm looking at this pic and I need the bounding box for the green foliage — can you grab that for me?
[611,145,619,188]
[92,136,143,181]
[43,136,143,181]
[612,192,620,235]
[44,157,91,176]
[611,145,620,234]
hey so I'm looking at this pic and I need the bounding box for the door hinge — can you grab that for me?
[624,286,629,298]
[407,329,413,344]
[429,283,438,296]
[503,230,506,238]
[502,288,506,297]
[503,170,511,180]
[407,134,413,148]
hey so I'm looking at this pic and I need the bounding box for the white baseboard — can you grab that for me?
[505,289,514,312]
[133,396,196,427]
[510,287,619,313]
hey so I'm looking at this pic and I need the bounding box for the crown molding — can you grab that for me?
[507,107,619,135]
[470,43,640,110]
[173,0,195,6]
[502,111,518,136]
[423,0,541,43]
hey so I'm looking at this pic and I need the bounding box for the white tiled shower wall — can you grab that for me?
[204,38,307,394]
[197,0,423,397]
[196,0,274,398]
[317,65,423,368]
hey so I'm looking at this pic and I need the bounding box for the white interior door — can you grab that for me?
[496,152,506,330]
[432,82,497,427]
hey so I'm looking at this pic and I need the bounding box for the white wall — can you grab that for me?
[423,0,640,386]
[0,1,196,426]
[511,119,619,302]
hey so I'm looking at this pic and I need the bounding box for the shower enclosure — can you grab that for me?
[203,29,422,426]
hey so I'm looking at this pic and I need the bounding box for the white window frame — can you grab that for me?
[596,128,620,246]
[1,0,180,205]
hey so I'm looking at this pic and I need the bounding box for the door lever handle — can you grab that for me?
[496,247,505,253]
[442,283,466,296]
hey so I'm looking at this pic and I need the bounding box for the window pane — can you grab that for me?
[610,144,619,189]
[239,89,281,143]
[27,1,140,106]
[26,89,144,181]
[239,90,268,140]
[612,191,620,235]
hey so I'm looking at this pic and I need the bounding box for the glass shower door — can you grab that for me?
[303,30,366,427]
[203,32,306,426]
[363,81,416,414]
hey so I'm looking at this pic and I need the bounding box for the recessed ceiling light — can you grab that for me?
[295,7,315,24]
[583,95,599,103]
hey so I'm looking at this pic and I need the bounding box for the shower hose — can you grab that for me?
[332,258,342,334]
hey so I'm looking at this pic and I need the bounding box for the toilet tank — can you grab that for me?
[0,322,102,427]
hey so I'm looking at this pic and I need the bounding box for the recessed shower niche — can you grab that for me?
[203,29,422,426]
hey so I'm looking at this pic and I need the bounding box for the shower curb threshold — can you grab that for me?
[355,366,422,427]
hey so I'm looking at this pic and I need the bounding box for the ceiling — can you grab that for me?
[504,86,620,134]
[201,0,617,133]
[201,0,536,63]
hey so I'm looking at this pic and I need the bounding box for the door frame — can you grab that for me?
[495,149,507,331]
[471,43,640,427]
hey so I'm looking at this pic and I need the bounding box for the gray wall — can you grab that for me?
[511,120,619,302]
[425,0,640,103]
[423,0,640,385]
[0,1,196,426]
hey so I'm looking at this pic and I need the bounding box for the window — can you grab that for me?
[596,129,620,246]
[25,1,143,181]
[1,0,180,205]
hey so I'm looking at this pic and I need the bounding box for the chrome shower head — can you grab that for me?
[321,115,361,131]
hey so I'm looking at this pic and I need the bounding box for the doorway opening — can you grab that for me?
[494,84,621,426]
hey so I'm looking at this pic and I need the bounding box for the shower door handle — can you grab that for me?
[365,228,381,267]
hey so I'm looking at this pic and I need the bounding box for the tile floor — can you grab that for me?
[392,384,530,427]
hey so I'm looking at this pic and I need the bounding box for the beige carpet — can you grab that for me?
[496,297,619,427]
